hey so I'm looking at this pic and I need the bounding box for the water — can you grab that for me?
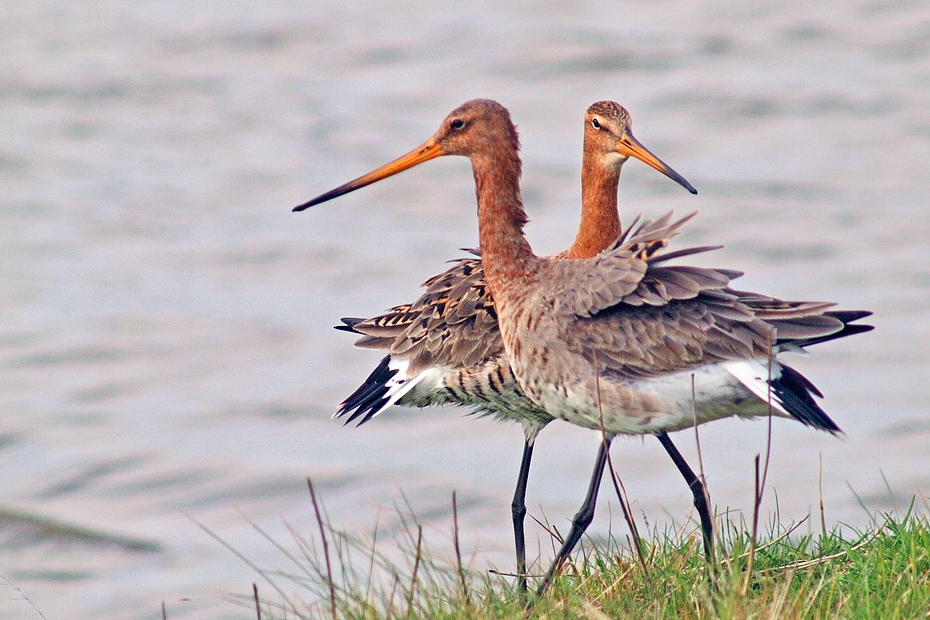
[2,1,928,617]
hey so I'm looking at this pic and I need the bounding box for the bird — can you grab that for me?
[294,99,873,596]
[329,101,697,593]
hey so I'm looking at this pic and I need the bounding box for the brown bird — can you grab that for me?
[295,99,872,596]
[331,101,696,592]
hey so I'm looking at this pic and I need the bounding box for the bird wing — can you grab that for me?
[340,251,506,376]
[545,212,719,318]
[535,212,859,380]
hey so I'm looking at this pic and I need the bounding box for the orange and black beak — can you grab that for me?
[294,139,446,211]
[617,131,697,195]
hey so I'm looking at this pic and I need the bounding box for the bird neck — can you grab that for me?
[565,159,621,259]
[471,150,537,293]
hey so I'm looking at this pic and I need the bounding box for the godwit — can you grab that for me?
[295,99,872,594]
[330,101,696,591]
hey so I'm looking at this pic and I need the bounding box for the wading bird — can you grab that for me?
[295,99,871,596]
[331,101,696,592]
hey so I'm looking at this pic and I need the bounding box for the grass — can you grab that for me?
[206,481,930,620]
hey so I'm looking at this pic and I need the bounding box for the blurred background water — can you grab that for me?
[1,0,928,618]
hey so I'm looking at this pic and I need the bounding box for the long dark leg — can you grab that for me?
[655,430,714,562]
[536,439,610,597]
[512,438,534,595]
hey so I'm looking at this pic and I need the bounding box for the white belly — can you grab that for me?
[526,360,790,436]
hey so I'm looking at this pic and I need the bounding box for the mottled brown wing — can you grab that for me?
[724,289,842,340]
[539,212,851,380]
[557,282,762,381]
[348,212,693,362]
[566,283,852,382]
[545,212,705,318]
[345,251,507,376]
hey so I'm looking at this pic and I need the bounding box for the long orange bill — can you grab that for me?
[617,131,698,195]
[293,139,445,211]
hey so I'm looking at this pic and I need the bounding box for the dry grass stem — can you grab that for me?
[690,373,715,564]
[307,478,337,620]
[253,583,262,620]
[593,349,650,580]
[743,454,763,594]
[743,343,778,593]
[819,453,828,541]
[407,524,424,612]
[452,492,471,606]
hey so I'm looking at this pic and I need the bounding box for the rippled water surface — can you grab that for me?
[2,1,929,618]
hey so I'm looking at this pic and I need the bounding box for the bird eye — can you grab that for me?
[591,118,601,130]
[450,118,465,130]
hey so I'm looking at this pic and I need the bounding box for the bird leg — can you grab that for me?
[655,430,715,562]
[535,439,610,597]
[511,437,534,595]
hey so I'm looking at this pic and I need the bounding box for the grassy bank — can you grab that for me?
[211,485,930,620]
